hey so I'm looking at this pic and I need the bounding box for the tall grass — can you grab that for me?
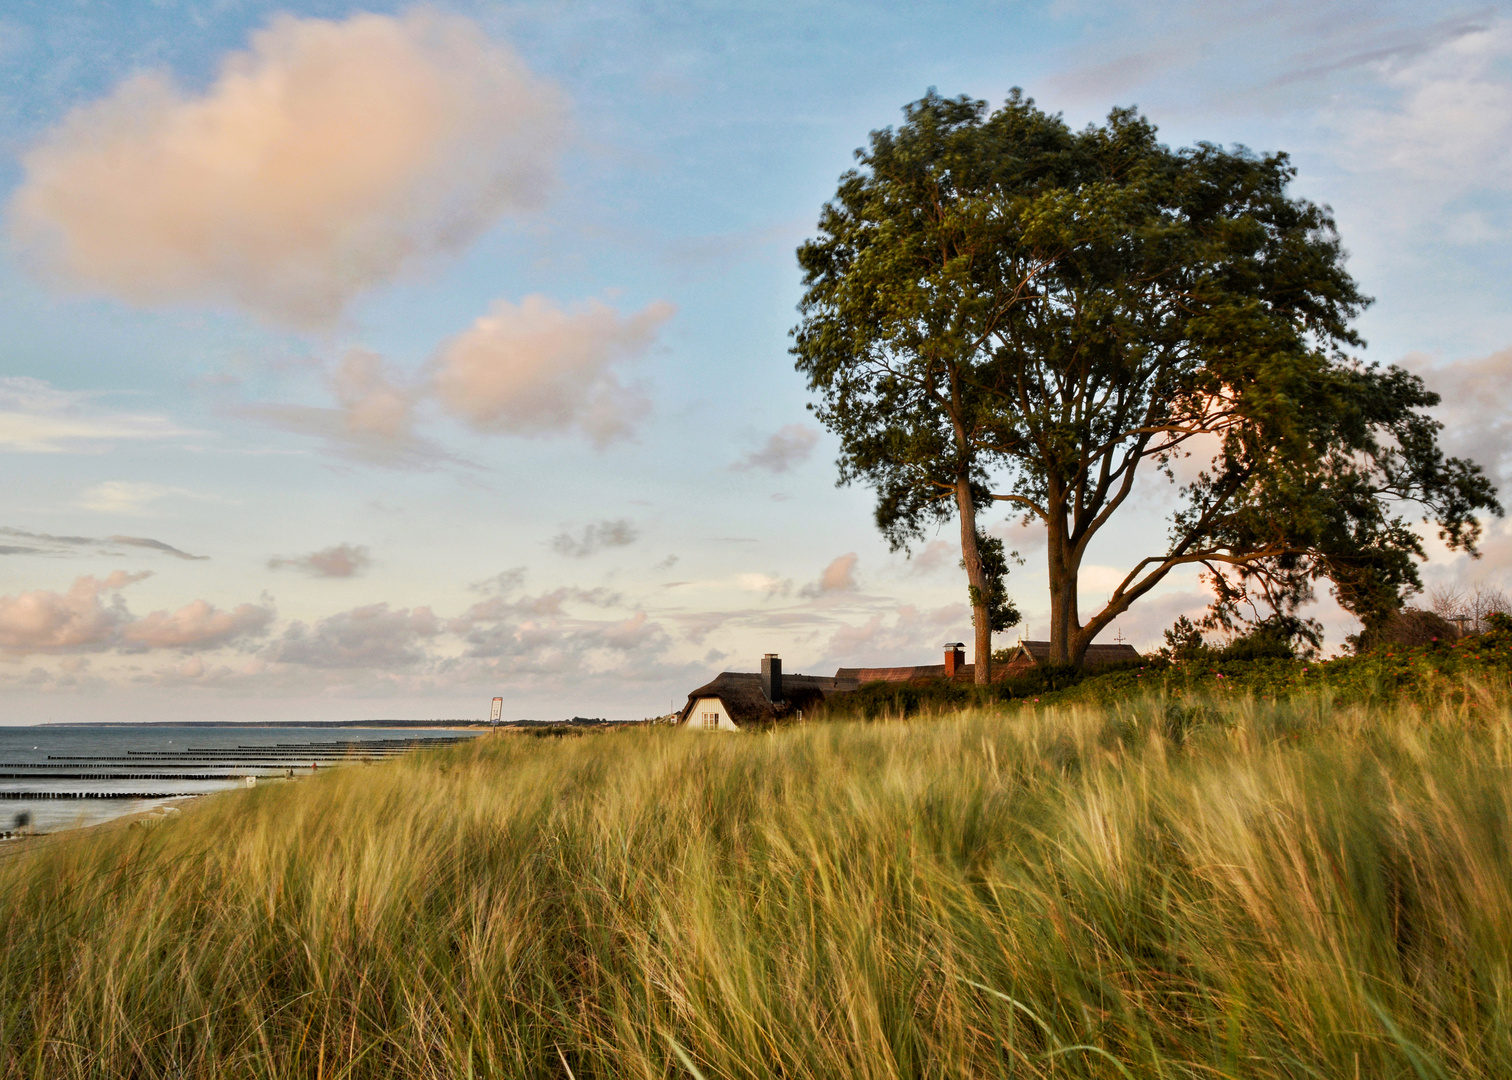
[5,691,1512,1077]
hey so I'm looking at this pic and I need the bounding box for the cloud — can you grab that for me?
[469,567,528,594]
[235,401,462,470]
[269,542,371,578]
[816,603,969,667]
[11,10,566,327]
[1100,587,1215,653]
[432,294,673,446]
[1409,347,1512,488]
[109,536,209,560]
[989,517,1049,558]
[75,481,219,515]
[1273,10,1498,86]
[0,573,139,653]
[904,523,1042,577]
[737,572,794,599]
[0,571,273,657]
[1321,19,1512,237]
[732,423,819,473]
[0,377,190,453]
[447,584,672,673]
[1427,516,1512,592]
[551,519,639,558]
[801,552,858,598]
[120,599,274,650]
[331,349,416,440]
[907,540,956,575]
[0,527,206,560]
[271,603,441,668]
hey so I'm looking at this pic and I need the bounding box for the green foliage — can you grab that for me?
[10,695,1512,1076]
[1159,615,1207,660]
[794,89,1500,665]
[1043,621,1512,710]
[963,529,1021,632]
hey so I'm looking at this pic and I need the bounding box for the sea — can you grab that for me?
[0,725,479,834]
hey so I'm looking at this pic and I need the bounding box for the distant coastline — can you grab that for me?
[39,719,488,728]
[37,718,636,728]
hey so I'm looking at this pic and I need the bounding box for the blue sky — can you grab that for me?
[1,0,1509,722]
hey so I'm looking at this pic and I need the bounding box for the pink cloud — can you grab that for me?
[331,351,415,441]
[11,10,565,326]
[806,552,859,596]
[733,424,819,473]
[0,572,269,656]
[269,542,371,578]
[120,600,274,650]
[431,294,673,446]
[0,574,137,653]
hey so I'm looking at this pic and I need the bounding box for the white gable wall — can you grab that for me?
[685,697,740,731]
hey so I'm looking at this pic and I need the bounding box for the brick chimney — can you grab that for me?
[761,653,783,702]
[943,642,965,678]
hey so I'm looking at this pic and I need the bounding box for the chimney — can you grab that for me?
[761,653,783,702]
[944,642,965,678]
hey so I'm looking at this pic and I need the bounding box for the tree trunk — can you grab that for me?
[1046,501,1080,665]
[956,474,992,685]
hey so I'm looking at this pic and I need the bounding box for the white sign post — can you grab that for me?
[490,697,503,726]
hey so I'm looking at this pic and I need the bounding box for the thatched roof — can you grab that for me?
[677,672,858,728]
[1006,641,1141,667]
[834,663,950,683]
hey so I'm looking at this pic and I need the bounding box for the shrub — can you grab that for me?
[1353,607,1459,652]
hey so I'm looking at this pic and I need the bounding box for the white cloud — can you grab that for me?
[0,377,189,453]
[432,294,673,446]
[732,423,819,473]
[11,10,565,326]
[736,572,793,598]
[75,481,219,515]
[1323,19,1512,238]
[269,543,371,578]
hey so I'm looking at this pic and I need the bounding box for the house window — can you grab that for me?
[703,710,718,729]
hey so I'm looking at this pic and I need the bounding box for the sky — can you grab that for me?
[1,0,1509,723]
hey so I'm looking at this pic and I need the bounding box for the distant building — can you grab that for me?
[997,640,1141,675]
[679,655,857,731]
[677,639,1142,731]
[835,642,973,684]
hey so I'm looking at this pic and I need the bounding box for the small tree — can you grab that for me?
[795,91,1500,667]
[1159,616,1207,661]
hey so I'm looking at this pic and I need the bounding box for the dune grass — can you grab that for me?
[5,690,1512,1078]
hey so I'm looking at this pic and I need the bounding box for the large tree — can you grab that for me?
[793,92,1499,670]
